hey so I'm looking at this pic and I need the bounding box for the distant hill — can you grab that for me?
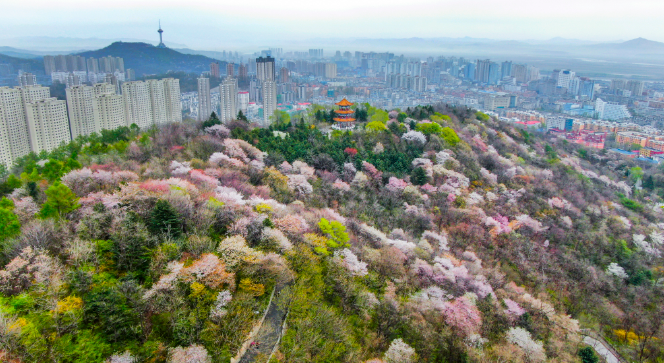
[76,42,219,76]
[1,36,188,51]
[590,38,664,52]
[0,47,44,59]
[0,53,42,72]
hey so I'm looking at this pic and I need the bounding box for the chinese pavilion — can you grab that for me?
[332,98,356,130]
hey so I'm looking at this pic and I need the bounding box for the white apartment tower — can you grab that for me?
[146,79,168,126]
[237,92,249,114]
[25,98,70,153]
[554,69,575,89]
[162,78,182,123]
[93,83,116,96]
[122,81,153,128]
[0,110,11,168]
[66,85,99,138]
[20,85,50,105]
[0,87,31,162]
[197,77,211,121]
[325,63,337,79]
[262,80,277,126]
[220,77,238,123]
[256,56,275,82]
[18,73,37,87]
[96,94,125,131]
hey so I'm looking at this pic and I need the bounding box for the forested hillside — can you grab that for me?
[0,104,662,363]
[77,42,219,76]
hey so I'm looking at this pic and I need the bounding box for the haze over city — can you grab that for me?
[2,0,664,49]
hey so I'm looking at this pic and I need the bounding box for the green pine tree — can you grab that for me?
[149,199,182,238]
[411,166,428,186]
[40,182,80,219]
[578,347,599,363]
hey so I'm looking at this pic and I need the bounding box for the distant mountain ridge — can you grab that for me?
[591,37,664,50]
[0,53,42,72]
[76,42,218,76]
[0,36,188,51]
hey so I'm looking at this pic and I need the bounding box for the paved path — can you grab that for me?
[583,336,621,363]
[238,282,289,363]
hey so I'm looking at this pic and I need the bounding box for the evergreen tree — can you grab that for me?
[411,167,428,186]
[201,112,221,128]
[113,212,155,275]
[237,110,248,121]
[0,200,20,242]
[40,182,79,219]
[578,347,599,363]
[148,199,182,238]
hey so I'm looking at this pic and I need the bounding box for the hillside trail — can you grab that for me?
[581,329,624,363]
[237,281,290,363]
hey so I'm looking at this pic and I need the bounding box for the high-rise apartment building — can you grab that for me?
[87,58,100,74]
[18,73,37,87]
[20,85,51,105]
[238,63,248,80]
[308,49,323,58]
[162,78,182,124]
[237,92,249,114]
[501,61,512,79]
[256,56,275,82]
[54,55,68,72]
[197,77,211,122]
[122,81,153,128]
[25,98,70,153]
[0,87,31,165]
[464,63,476,81]
[475,59,491,83]
[227,63,235,77]
[126,69,136,81]
[553,69,575,88]
[611,79,627,90]
[210,62,220,78]
[511,64,527,83]
[325,63,337,78]
[66,55,78,72]
[579,78,595,99]
[96,93,125,131]
[66,85,99,138]
[146,79,167,126]
[0,109,11,167]
[280,67,290,83]
[43,56,56,74]
[527,66,540,82]
[262,80,277,126]
[93,83,116,96]
[219,77,238,123]
[99,56,125,73]
[626,80,644,97]
[488,62,501,85]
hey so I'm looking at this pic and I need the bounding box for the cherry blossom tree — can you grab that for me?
[401,130,427,145]
[383,338,416,363]
[441,296,482,336]
[168,344,211,363]
[334,248,369,277]
[506,327,546,362]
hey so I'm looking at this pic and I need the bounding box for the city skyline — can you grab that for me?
[1,0,664,50]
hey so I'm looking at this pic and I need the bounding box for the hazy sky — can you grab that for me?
[2,0,663,50]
